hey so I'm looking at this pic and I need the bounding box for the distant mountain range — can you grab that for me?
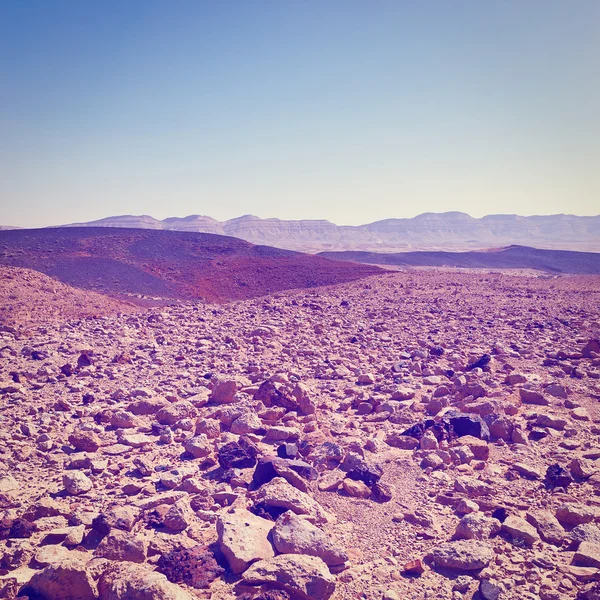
[51,212,600,252]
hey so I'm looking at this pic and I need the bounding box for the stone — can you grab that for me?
[272,511,348,566]
[385,434,419,450]
[571,458,598,480]
[211,380,237,404]
[218,437,258,470]
[526,511,565,545]
[574,542,600,568]
[519,388,548,405]
[342,478,371,498]
[26,557,97,600]
[184,434,212,458]
[446,412,490,440]
[502,515,540,546]
[242,554,336,600]
[231,411,262,434]
[454,513,501,541]
[157,545,224,590]
[68,431,100,452]
[98,562,195,600]
[252,477,329,523]
[95,529,147,562]
[318,469,346,492]
[556,504,597,526]
[63,471,93,495]
[156,401,196,425]
[545,464,573,489]
[429,539,493,570]
[571,523,600,546]
[217,508,275,574]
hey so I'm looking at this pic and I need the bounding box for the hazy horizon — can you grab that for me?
[2,1,599,228]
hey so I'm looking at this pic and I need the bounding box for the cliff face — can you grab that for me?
[59,212,600,252]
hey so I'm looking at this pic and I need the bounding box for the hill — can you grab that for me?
[318,245,600,275]
[0,227,382,302]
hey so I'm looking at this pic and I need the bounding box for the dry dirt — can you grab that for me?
[1,270,600,600]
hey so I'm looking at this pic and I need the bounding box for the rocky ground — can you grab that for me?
[0,270,600,600]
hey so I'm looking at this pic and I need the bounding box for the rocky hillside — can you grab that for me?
[0,271,599,599]
[0,228,382,303]
[58,212,600,252]
[319,245,600,275]
[0,266,138,332]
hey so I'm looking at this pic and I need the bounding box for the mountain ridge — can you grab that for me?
[51,212,600,252]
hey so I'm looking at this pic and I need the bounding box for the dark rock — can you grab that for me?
[277,443,298,459]
[492,507,508,523]
[466,354,491,371]
[77,352,93,368]
[251,457,318,489]
[371,481,393,503]
[218,436,258,470]
[8,518,36,539]
[480,579,502,600]
[582,339,600,359]
[157,545,224,589]
[254,380,298,411]
[445,412,490,441]
[430,346,445,356]
[545,464,573,490]
[60,364,73,377]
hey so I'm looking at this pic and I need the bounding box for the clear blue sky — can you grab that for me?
[1,0,599,227]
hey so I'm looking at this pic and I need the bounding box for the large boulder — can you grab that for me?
[429,540,493,571]
[26,556,97,600]
[252,477,329,523]
[217,509,275,574]
[242,554,336,600]
[98,562,195,600]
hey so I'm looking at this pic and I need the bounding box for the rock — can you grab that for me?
[480,579,503,600]
[317,470,346,492]
[26,557,97,600]
[545,464,573,489]
[0,475,19,494]
[429,539,493,570]
[157,545,224,589]
[571,524,600,546]
[63,471,93,495]
[582,339,600,358]
[163,502,193,532]
[546,383,568,398]
[156,401,196,425]
[252,477,329,523]
[459,435,489,460]
[526,511,565,545]
[98,561,195,599]
[501,515,540,546]
[242,554,336,600]
[231,411,262,434]
[574,542,600,568]
[217,508,275,574]
[571,458,598,480]
[454,513,501,540]
[272,511,347,566]
[519,388,548,405]
[556,504,597,526]
[184,434,212,458]
[218,437,258,470]
[95,529,147,562]
[385,434,419,450]
[211,380,237,404]
[68,431,100,452]
[342,478,371,498]
[372,481,394,503]
[536,414,567,430]
[402,559,425,575]
[446,412,490,440]
[513,462,543,480]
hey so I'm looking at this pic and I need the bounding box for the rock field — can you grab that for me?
[1,269,600,599]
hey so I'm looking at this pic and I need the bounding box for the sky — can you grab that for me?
[1,1,599,228]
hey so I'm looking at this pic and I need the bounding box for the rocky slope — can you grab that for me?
[0,267,138,333]
[0,228,382,303]
[0,271,600,599]
[58,212,600,252]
